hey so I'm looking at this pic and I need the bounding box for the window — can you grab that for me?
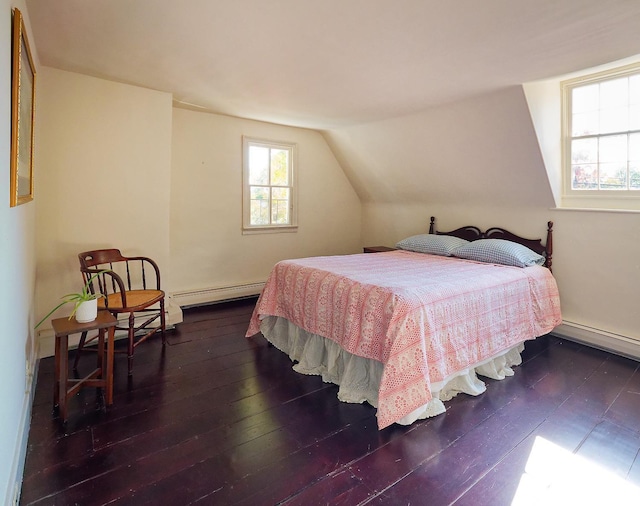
[562,64,640,197]
[242,137,297,233]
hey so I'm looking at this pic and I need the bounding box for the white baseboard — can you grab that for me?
[553,321,640,361]
[171,282,264,308]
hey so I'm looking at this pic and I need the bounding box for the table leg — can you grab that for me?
[96,328,105,406]
[97,328,105,375]
[105,326,114,405]
[53,335,61,412]
[58,335,69,423]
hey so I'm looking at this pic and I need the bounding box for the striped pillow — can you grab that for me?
[452,239,545,267]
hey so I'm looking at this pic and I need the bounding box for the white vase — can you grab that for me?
[75,298,98,323]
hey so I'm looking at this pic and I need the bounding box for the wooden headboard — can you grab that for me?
[428,216,554,271]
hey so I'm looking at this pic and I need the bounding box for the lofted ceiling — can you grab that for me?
[25,0,640,130]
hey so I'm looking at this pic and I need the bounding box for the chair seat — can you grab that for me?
[99,289,164,312]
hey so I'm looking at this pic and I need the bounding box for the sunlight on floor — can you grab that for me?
[512,436,640,506]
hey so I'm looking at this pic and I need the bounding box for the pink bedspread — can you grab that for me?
[246,250,561,429]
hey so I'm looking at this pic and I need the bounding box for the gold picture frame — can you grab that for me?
[10,8,36,207]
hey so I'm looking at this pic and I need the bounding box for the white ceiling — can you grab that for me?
[25,0,640,129]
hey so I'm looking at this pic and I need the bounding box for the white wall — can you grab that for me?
[34,67,174,354]
[1,2,38,503]
[170,107,362,303]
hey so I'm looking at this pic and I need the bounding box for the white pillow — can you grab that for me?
[396,234,470,256]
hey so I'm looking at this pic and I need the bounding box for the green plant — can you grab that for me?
[35,270,108,328]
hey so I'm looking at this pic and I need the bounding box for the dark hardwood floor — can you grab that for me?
[20,298,640,505]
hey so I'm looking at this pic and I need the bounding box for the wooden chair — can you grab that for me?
[74,249,166,375]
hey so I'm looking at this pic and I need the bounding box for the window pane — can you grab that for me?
[272,187,289,201]
[599,78,629,134]
[599,162,627,189]
[250,200,269,225]
[571,164,598,190]
[250,186,270,225]
[271,188,289,224]
[572,84,598,114]
[572,111,599,136]
[630,133,640,189]
[600,78,628,109]
[630,162,640,190]
[600,107,628,133]
[630,104,640,130]
[630,133,640,161]
[271,149,289,186]
[250,186,269,200]
[571,138,597,164]
[599,135,627,162]
[630,75,640,105]
[249,146,269,185]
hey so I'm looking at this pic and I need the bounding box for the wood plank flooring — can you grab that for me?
[20,298,640,505]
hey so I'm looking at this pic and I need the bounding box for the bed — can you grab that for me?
[246,217,561,429]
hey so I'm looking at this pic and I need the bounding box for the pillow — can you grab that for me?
[395,234,469,256]
[451,239,545,267]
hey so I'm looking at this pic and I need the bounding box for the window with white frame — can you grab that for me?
[242,137,297,233]
[562,64,640,196]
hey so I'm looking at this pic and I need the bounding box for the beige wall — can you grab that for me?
[34,68,173,348]
[361,201,640,355]
[34,71,362,346]
[324,86,556,209]
[170,107,362,301]
[549,210,640,340]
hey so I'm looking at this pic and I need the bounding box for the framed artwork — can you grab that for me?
[10,8,36,207]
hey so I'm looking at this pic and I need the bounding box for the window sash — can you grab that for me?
[243,137,297,232]
[562,63,640,197]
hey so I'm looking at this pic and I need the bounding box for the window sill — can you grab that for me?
[242,226,298,235]
[559,195,640,213]
[553,206,640,215]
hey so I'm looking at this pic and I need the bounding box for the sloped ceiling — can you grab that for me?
[25,0,640,130]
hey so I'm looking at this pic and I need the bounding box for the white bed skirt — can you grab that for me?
[260,315,525,426]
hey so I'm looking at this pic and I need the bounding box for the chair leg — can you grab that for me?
[160,299,166,346]
[127,313,135,376]
[73,331,89,371]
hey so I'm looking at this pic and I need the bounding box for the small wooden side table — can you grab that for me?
[363,246,397,253]
[51,310,117,423]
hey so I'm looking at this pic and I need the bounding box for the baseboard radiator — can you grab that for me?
[553,321,640,361]
[171,282,264,308]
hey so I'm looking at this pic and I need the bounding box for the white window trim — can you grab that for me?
[561,62,640,209]
[242,136,298,234]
